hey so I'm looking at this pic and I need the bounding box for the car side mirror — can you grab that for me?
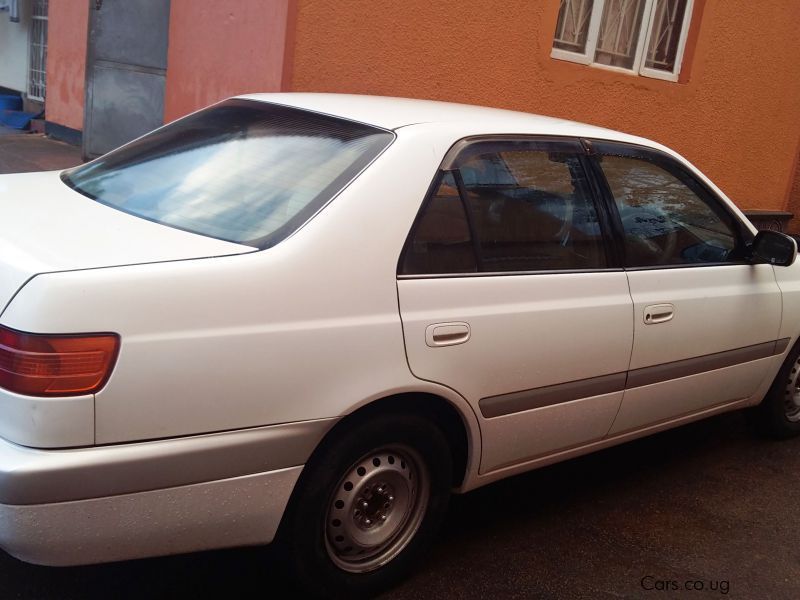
[749,230,797,267]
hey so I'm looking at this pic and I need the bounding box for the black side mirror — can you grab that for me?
[749,231,797,267]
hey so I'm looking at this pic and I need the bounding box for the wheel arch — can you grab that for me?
[308,388,481,491]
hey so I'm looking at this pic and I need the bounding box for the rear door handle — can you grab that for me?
[425,322,471,347]
[644,303,674,325]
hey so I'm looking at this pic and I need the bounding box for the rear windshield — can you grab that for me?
[62,99,394,248]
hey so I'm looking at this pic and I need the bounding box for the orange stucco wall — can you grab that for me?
[289,0,800,213]
[788,146,800,229]
[163,0,293,122]
[45,0,89,131]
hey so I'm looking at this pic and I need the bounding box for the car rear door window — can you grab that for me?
[594,147,745,268]
[401,140,609,275]
[401,172,477,275]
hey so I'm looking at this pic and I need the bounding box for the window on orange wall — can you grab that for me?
[551,0,694,82]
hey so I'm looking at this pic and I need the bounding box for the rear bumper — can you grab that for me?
[0,418,336,565]
[0,467,303,566]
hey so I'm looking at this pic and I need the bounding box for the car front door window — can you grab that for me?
[595,151,743,267]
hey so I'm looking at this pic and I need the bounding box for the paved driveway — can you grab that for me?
[0,127,81,173]
[0,411,796,599]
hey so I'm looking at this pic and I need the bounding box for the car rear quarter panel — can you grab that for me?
[0,129,483,451]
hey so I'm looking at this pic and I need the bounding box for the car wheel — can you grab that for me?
[279,413,453,598]
[748,341,800,438]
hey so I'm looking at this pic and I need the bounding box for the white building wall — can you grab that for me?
[0,7,31,94]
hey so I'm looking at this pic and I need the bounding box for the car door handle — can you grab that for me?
[644,303,675,325]
[425,322,471,347]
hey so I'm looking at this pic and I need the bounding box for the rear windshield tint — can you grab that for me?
[62,99,394,248]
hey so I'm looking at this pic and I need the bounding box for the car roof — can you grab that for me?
[237,93,655,147]
[235,93,754,234]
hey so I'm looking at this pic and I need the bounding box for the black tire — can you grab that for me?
[748,341,800,439]
[278,413,452,599]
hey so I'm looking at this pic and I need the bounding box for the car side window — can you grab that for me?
[401,141,608,275]
[401,172,477,275]
[596,152,743,268]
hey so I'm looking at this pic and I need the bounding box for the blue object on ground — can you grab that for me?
[0,95,22,111]
[0,109,43,130]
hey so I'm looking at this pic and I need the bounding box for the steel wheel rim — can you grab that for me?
[324,445,429,573]
[785,356,800,422]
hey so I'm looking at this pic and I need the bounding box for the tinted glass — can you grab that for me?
[458,148,607,272]
[401,172,477,275]
[598,154,740,267]
[63,100,394,248]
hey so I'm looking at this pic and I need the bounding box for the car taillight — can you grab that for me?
[0,325,120,397]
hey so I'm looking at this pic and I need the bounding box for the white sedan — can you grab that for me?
[0,94,798,597]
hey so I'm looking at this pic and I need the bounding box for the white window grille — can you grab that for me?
[594,0,647,70]
[642,0,689,75]
[28,0,48,102]
[551,0,694,81]
[553,0,595,54]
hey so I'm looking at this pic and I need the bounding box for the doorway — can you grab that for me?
[82,0,171,159]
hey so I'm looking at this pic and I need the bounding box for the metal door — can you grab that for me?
[610,265,783,435]
[585,140,785,435]
[82,0,171,159]
[397,138,634,474]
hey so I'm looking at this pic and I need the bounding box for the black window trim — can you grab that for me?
[451,168,486,272]
[397,134,622,279]
[584,138,755,271]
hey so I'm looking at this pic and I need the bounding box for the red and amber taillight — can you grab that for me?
[0,325,120,397]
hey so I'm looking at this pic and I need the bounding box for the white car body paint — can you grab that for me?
[0,170,251,312]
[0,94,793,565]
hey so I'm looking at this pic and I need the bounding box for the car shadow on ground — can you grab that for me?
[0,411,790,599]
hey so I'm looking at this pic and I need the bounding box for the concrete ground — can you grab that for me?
[0,125,82,173]
[0,128,798,598]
